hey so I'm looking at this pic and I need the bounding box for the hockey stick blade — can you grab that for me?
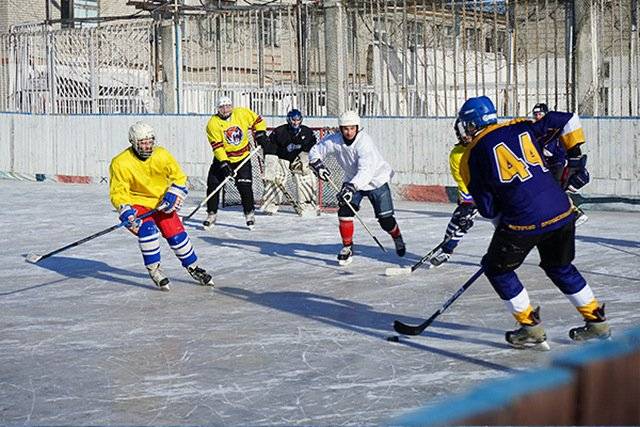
[393,267,485,336]
[25,253,43,264]
[393,319,433,336]
[384,267,412,276]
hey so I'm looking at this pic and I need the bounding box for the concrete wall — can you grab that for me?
[0,113,638,198]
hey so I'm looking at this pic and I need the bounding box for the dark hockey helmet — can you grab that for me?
[453,118,471,145]
[532,103,549,120]
[287,109,303,130]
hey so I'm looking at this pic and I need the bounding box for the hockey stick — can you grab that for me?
[183,146,262,221]
[26,208,159,264]
[385,237,450,276]
[393,266,485,335]
[274,181,305,216]
[325,177,386,253]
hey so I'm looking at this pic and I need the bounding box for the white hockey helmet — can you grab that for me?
[128,121,155,159]
[217,96,233,108]
[338,110,361,127]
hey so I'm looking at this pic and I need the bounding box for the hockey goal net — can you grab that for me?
[221,127,343,211]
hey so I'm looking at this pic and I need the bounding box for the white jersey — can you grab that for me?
[309,130,393,191]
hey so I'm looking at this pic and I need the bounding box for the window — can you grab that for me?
[262,15,279,48]
[74,0,99,26]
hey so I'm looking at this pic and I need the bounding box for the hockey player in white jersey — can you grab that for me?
[309,111,405,265]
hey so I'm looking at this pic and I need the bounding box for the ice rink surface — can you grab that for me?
[2,180,639,426]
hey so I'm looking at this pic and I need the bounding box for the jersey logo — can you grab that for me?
[224,126,244,146]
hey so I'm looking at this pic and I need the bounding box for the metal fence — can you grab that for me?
[0,1,639,117]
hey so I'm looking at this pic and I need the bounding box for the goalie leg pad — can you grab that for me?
[138,220,161,266]
[167,231,198,267]
[293,171,317,205]
[261,181,282,214]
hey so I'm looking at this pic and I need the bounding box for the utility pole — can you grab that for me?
[61,0,73,28]
[45,0,51,26]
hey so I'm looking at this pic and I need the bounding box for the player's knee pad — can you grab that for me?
[167,231,197,267]
[377,215,397,233]
[542,264,588,295]
[138,221,161,266]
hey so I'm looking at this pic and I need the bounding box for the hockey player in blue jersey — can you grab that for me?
[532,102,588,226]
[458,96,610,349]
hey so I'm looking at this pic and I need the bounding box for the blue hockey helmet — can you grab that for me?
[287,109,303,129]
[457,96,498,134]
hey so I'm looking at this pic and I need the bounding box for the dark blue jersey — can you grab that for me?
[460,112,585,234]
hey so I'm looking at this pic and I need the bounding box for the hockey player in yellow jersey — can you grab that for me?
[203,96,268,230]
[110,121,214,291]
[429,119,478,267]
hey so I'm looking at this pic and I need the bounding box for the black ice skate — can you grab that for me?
[337,245,353,266]
[569,305,611,341]
[245,211,255,231]
[187,265,214,287]
[393,234,406,257]
[505,307,550,351]
[147,263,170,291]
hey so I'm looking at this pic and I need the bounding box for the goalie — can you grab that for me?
[261,109,318,216]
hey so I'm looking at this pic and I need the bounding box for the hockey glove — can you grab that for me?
[254,130,269,148]
[310,159,331,181]
[450,203,478,233]
[160,184,188,213]
[565,154,590,192]
[263,154,280,182]
[118,205,142,233]
[337,182,357,206]
[220,160,235,178]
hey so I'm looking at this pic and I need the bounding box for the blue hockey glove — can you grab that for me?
[118,205,142,233]
[337,182,357,206]
[565,154,590,192]
[160,184,188,213]
[310,159,331,181]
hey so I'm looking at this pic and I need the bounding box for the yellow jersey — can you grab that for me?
[449,144,473,204]
[205,107,267,163]
[109,146,187,210]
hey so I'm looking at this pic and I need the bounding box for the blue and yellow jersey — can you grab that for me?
[449,144,474,204]
[205,107,267,164]
[460,112,583,234]
[109,146,187,210]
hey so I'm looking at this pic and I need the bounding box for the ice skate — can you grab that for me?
[393,234,406,257]
[337,245,353,266]
[570,305,611,341]
[505,307,550,351]
[574,206,589,227]
[203,212,217,231]
[245,211,255,230]
[187,265,214,287]
[430,250,451,268]
[147,263,170,291]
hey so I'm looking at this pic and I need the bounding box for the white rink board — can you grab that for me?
[1,113,639,197]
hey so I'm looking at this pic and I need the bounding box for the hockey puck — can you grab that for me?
[386,335,400,342]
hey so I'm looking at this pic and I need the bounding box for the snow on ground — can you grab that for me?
[1,180,639,425]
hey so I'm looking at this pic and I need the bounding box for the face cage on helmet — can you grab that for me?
[133,138,155,158]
